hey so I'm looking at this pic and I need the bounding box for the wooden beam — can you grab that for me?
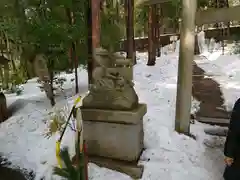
[196,5,240,25]
[138,0,171,6]
[175,0,197,134]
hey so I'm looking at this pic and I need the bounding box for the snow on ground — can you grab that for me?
[134,52,225,180]
[0,66,89,180]
[0,41,238,180]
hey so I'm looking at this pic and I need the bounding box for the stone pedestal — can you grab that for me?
[80,104,146,162]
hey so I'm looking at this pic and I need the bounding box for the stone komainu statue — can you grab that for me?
[0,92,7,122]
[82,48,138,110]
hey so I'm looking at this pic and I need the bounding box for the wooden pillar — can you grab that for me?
[147,5,156,66]
[175,0,197,135]
[125,0,136,64]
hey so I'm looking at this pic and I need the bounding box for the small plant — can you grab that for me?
[232,41,240,54]
[53,147,86,180]
[8,84,24,95]
[10,71,26,86]
[37,76,67,94]
[53,106,87,180]
[15,85,24,96]
[54,77,67,92]
[44,106,69,138]
[46,97,87,180]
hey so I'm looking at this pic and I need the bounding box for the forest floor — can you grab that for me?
[1,41,240,180]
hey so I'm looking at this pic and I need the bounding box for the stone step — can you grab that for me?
[197,116,229,126]
[196,105,230,119]
[204,127,228,136]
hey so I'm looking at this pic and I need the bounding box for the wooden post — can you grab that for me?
[175,0,197,135]
[125,0,136,64]
[147,5,156,66]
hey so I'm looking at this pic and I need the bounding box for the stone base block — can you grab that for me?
[89,155,144,179]
[81,104,147,162]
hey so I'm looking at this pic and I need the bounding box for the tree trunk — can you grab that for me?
[87,0,93,85]
[3,64,9,90]
[72,42,79,94]
[4,33,17,73]
[66,7,79,93]
[0,92,8,123]
[147,5,156,66]
[34,54,55,106]
[0,66,3,87]
[175,0,197,135]
[125,0,136,65]
[20,49,32,79]
[11,55,17,73]
[92,0,100,48]
[194,35,200,55]
[86,0,101,85]
[26,61,35,78]
[144,22,148,37]
[49,67,55,106]
[156,5,161,57]
[217,0,229,54]
[66,8,74,71]
[8,50,17,75]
